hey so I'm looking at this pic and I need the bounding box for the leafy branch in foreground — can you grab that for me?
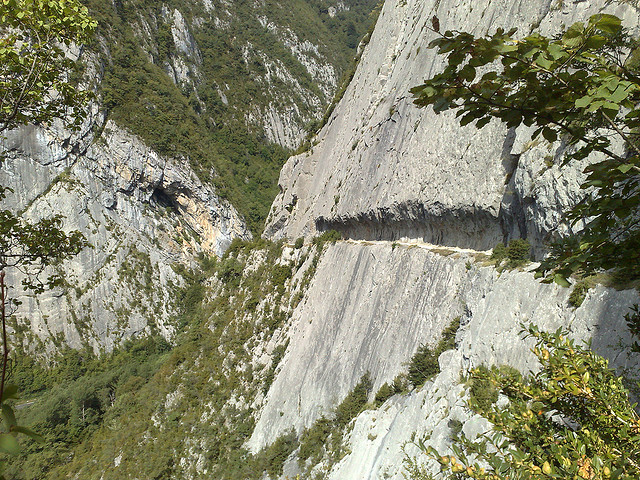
[410,14,640,284]
[0,0,96,133]
[406,325,640,480]
[0,198,88,294]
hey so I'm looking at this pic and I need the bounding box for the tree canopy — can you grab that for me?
[0,0,93,295]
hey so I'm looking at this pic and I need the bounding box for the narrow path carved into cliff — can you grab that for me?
[342,238,492,256]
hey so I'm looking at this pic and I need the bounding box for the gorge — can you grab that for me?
[1,0,639,479]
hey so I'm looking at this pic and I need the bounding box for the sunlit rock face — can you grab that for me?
[265,0,638,256]
[249,242,639,479]
[256,0,640,478]
[1,116,249,354]
[4,0,639,477]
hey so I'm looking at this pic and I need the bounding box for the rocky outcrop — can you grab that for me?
[254,0,640,478]
[163,7,203,87]
[248,242,640,464]
[264,0,639,254]
[324,263,639,480]
[1,116,249,354]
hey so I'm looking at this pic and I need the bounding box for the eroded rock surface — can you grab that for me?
[256,0,640,478]
[1,118,249,354]
[245,241,639,480]
[265,0,639,254]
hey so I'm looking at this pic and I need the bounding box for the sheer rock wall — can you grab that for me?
[265,0,638,254]
[256,0,640,478]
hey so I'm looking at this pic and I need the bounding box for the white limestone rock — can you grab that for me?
[264,0,640,255]
[249,242,639,479]
[253,2,640,478]
[1,119,249,354]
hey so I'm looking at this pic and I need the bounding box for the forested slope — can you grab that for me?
[85,0,381,232]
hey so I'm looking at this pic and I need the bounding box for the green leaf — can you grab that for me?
[582,179,604,188]
[617,164,634,174]
[495,43,517,53]
[428,38,446,49]
[542,128,557,143]
[1,385,19,400]
[460,65,476,82]
[531,126,544,140]
[432,97,449,113]
[608,85,630,103]
[562,22,585,47]
[11,426,44,443]
[536,54,553,70]
[554,274,571,287]
[547,42,566,60]
[591,14,622,35]
[0,434,19,455]
[584,35,607,50]
[601,101,620,114]
[586,100,605,112]
[459,112,477,127]
[1,405,16,427]
[475,117,491,129]
[575,95,593,109]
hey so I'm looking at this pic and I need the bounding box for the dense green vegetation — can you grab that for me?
[0,0,96,134]
[298,373,373,473]
[489,239,531,270]
[407,327,640,480]
[374,375,406,407]
[6,237,338,479]
[81,0,380,234]
[465,364,520,412]
[6,337,171,478]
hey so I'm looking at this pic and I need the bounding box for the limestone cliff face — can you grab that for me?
[249,242,638,479]
[264,0,639,253]
[1,114,249,354]
[255,0,640,478]
[7,0,640,476]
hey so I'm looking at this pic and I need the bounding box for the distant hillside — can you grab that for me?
[83,0,381,233]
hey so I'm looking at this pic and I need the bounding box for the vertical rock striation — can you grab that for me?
[249,243,639,466]
[253,0,640,478]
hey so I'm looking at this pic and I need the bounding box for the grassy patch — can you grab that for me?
[298,373,373,472]
[408,317,461,388]
[490,239,532,270]
[466,365,521,412]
